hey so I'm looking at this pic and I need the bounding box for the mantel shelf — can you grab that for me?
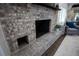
[33,3,61,11]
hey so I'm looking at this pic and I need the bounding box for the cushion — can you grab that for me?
[66,22,76,28]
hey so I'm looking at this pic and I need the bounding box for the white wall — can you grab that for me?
[0,23,10,56]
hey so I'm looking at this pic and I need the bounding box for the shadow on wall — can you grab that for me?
[0,24,10,56]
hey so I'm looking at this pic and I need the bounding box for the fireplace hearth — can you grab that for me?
[35,19,51,38]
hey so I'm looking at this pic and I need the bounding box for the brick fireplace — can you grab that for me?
[0,4,58,53]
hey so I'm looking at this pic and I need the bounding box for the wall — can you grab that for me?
[0,23,10,56]
[0,4,58,52]
[67,9,75,21]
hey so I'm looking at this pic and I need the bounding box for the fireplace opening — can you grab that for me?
[35,19,51,38]
[17,36,29,47]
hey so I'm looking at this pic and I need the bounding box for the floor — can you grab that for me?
[54,35,79,56]
[42,34,65,56]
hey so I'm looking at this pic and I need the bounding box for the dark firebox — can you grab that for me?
[35,19,51,38]
[17,36,29,48]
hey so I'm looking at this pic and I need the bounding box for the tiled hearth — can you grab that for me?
[0,3,58,54]
[12,31,65,56]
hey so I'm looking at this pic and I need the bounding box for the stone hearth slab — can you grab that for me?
[12,31,63,56]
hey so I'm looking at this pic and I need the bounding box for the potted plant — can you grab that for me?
[54,25,61,31]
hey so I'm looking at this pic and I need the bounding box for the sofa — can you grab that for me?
[66,21,79,35]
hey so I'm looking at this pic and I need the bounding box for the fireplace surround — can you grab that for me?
[0,4,58,53]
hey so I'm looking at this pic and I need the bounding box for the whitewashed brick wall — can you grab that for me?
[0,4,58,52]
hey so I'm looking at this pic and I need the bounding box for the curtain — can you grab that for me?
[57,8,67,25]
